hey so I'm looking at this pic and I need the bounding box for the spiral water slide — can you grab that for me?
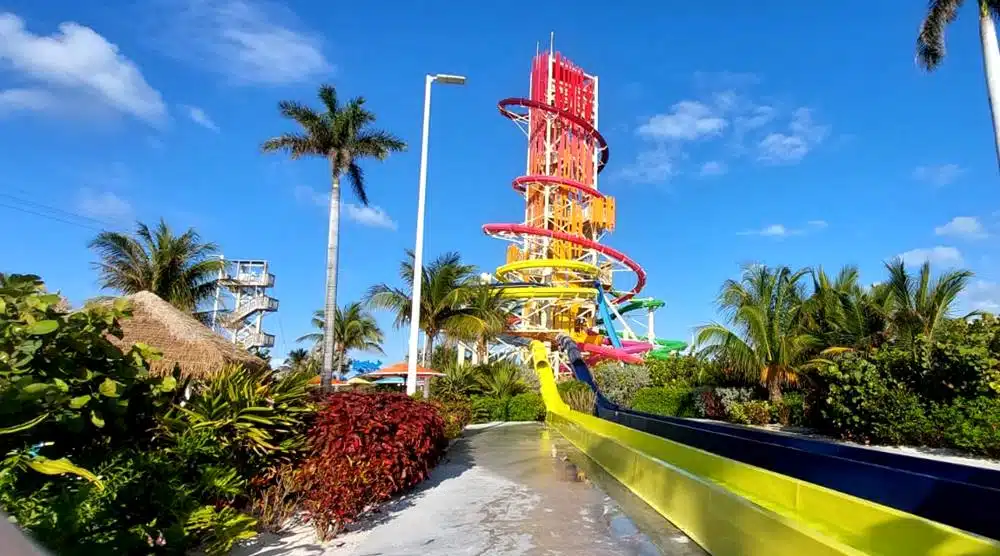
[483,49,646,364]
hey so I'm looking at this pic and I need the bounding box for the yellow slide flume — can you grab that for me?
[528,340,1000,556]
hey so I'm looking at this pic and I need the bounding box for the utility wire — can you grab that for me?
[0,201,105,232]
[0,192,121,232]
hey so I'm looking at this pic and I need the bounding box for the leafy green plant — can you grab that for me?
[592,361,650,406]
[507,393,545,421]
[630,386,695,417]
[741,400,771,425]
[770,392,806,426]
[714,387,753,417]
[475,361,527,399]
[161,364,314,475]
[429,399,472,439]
[646,355,717,387]
[431,363,482,401]
[561,389,596,414]
[470,396,507,423]
[185,504,257,555]
[0,274,179,481]
[727,402,750,424]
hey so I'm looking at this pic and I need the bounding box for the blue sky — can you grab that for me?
[2,1,1000,365]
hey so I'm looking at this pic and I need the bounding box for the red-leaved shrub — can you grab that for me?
[299,392,447,540]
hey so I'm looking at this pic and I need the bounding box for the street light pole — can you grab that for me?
[406,73,466,396]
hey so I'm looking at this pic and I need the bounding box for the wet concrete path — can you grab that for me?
[235,422,705,555]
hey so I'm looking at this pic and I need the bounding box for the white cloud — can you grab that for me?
[935,216,987,239]
[77,189,133,223]
[897,246,963,267]
[181,104,219,132]
[344,204,396,230]
[699,161,727,176]
[163,0,331,85]
[618,147,677,184]
[637,101,727,140]
[758,108,828,164]
[0,88,58,113]
[913,164,962,186]
[624,80,828,183]
[293,184,327,207]
[964,280,1000,313]
[738,220,828,237]
[0,13,166,123]
[294,185,396,230]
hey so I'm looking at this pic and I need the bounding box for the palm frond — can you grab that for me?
[917,0,964,71]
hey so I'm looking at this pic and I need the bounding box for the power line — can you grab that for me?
[0,192,117,229]
[0,201,105,232]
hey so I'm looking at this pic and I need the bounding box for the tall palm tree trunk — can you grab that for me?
[320,173,342,390]
[980,1,1000,170]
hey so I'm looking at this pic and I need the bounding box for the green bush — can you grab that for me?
[0,275,316,554]
[430,399,473,439]
[715,387,753,418]
[727,402,749,424]
[592,362,650,406]
[557,379,592,398]
[470,396,507,423]
[645,355,719,387]
[507,393,545,421]
[929,397,1000,458]
[815,353,932,445]
[741,401,771,425]
[630,386,695,417]
[770,392,806,426]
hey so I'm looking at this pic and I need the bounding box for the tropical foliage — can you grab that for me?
[0,274,457,552]
[366,251,511,360]
[88,219,223,313]
[695,265,814,402]
[262,84,406,388]
[297,302,384,378]
[299,392,446,540]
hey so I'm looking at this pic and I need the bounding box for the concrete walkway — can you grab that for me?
[234,422,704,556]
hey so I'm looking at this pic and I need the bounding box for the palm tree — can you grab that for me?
[296,302,384,379]
[262,85,406,389]
[459,284,514,361]
[882,258,975,347]
[89,219,223,313]
[475,360,527,399]
[695,265,818,403]
[366,251,482,363]
[802,266,891,353]
[918,0,1000,168]
[284,348,311,370]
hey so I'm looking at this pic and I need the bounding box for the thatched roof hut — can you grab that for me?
[105,291,267,379]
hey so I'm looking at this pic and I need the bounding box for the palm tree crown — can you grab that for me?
[88,219,223,313]
[882,258,974,346]
[366,251,485,361]
[297,302,384,378]
[261,85,406,204]
[695,265,816,402]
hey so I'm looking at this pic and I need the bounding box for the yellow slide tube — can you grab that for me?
[528,341,1000,556]
[496,286,596,299]
[496,258,600,280]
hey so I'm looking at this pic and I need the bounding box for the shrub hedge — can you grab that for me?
[300,392,447,540]
[507,393,545,421]
[631,386,695,417]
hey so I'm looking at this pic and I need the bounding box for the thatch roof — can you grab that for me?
[104,291,266,379]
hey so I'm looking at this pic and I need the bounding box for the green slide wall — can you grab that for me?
[529,341,1000,556]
